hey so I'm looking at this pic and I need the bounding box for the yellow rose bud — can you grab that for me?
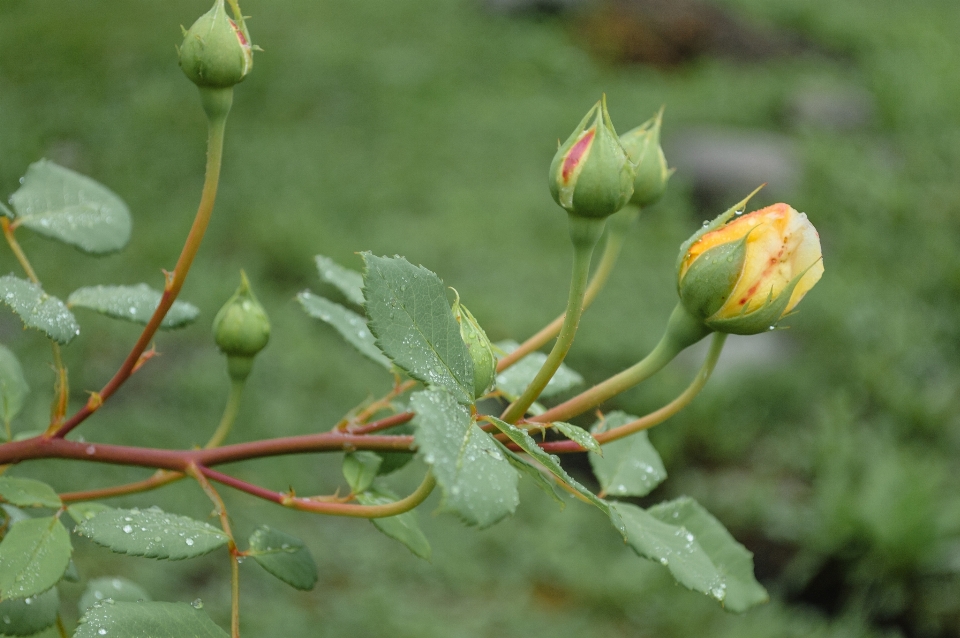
[677,202,823,335]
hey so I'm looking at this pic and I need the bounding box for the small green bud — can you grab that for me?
[213,271,270,380]
[619,108,673,207]
[451,292,497,399]
[179,0,254,89]
[549,96,635,220]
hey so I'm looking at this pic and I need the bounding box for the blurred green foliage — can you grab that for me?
[1,0,959,636]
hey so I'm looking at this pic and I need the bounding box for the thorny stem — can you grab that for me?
[53,94,232,439]
[336,379,416,431]
[497,206,639,372]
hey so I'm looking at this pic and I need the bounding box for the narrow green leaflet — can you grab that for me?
[0,516,72,600]
[66,502,111,525]
[297,291,392,369]
[78,577,152,613]
[8,159,131,254]
[247,526,318,591]
[590,411,667,497]
[0,276,79,345]
[356,486,432,560]
[74,601,228,638]
[648,497,768,612]
[493,440,566,509]
[485,416,607,512]
[554,421,601,455]
[0,345,28,430]
[68,284,199,329]
[412,389,518,527]
[315,255,365,305]
[0,587,59,636]
[0,477,61,509]
[610,501,726,604]
[74,507,229,560]
[495,340,583,400]
[362,254,474,403]
[342,451,382,494]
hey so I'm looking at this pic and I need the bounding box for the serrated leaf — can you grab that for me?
[0,516,72,600]
[342,452,381,494]
[411,389,518,527]
[78,576,152,613]
[648,497,768,612]
[315,255,365,305]
[362,254,474,403]
[74,601,227,638]
[9,160,131,254]
[66,502,111,525]
[554,421,601,455]
[493,440,566,509]
[74,507,228,560]
[297,291,392,369]
[0,587,59,636]
[610,501,727,604]
[67,285,199,330]
[0,477,61,509]
[0,345,28,429]
[495,340,583,400]
[485,416,607,512]
[0,276,79,345]
[356,486,432,560]
[247,526,318,591]
[590,411,667,497]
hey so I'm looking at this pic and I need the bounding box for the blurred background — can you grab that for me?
[2,0,959,636]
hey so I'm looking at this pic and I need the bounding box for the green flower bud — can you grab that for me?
[549,96,635,220]
[179,0,254,89]
[213,271,270,380]
[451,292,497,399]
[619,107,673,207]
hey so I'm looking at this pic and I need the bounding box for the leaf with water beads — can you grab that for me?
[247,526,318,591]
[297,291,392,369]
[78,577,152,614]
[553,421,601,455]
[0,276,79,345]
[8,159,131,255]
[67,285,199,329]
[74,507,229,561]
[314,255,365,306]
[74,601,228,638]
[0,516,72,601]
[589,411,666,497]
[0,477,61,509]
[0,587,59,636]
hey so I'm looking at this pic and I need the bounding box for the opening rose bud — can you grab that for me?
[548,96,635,220]
[179,0,254,90]
[619,107,673,208]
[677,202,824,335]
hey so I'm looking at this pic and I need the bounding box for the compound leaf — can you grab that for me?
[0,276,79,345]
[78,577,152,614]
[74,507,228,560]
[74,601,227,638]
[247,526,318,592]
[315,255,364,305]
[297,291,392,369]
[590,411,667,497]
[9,159,131,254]
[356,486,432,560]
[68,284,199,330]
[0,477,61,509]
[0,587,59,636]
[0,516,72,600]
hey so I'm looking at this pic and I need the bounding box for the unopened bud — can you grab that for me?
[619,108,672,207]
[213,271,270,380]
[179,0,254,90]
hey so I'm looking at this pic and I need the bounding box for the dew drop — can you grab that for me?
[86,445,96,455]
[191,598,204,609]
[185,538,195,546]
[122,525,133,533]
[98,630,108,636]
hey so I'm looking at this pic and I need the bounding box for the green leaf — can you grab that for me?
[78,577,152,614]
[0,587,59,636]
[493,440,566,509]
[67,285,199,330]
[362,254,474,404]
[485,416,607,513]
[315,255,365,306]
[0,345,28,429]
[589,411,667,497]
[297,291,392,369]
[8,159,131,254]
[74,507,229,560]
[356,486,432,560]
[374,423,415,475]
[554,421,601,455]
[0,276,79,345]
[494,340,583,400]
[648,497,768,612]
[247,526,318,591]
[66,502,111,525]
[0,516,72,600]
[610,501,726,604]
[61,560,80,583]
[342,451,382,494]
[411,389,518,527]
[74,601,227,638]
[1,504,30,527]
[0,478,61,509]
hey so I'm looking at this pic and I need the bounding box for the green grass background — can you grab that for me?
[2,0,960,636]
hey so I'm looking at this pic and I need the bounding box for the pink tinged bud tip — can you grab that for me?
[561,129,595,184]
